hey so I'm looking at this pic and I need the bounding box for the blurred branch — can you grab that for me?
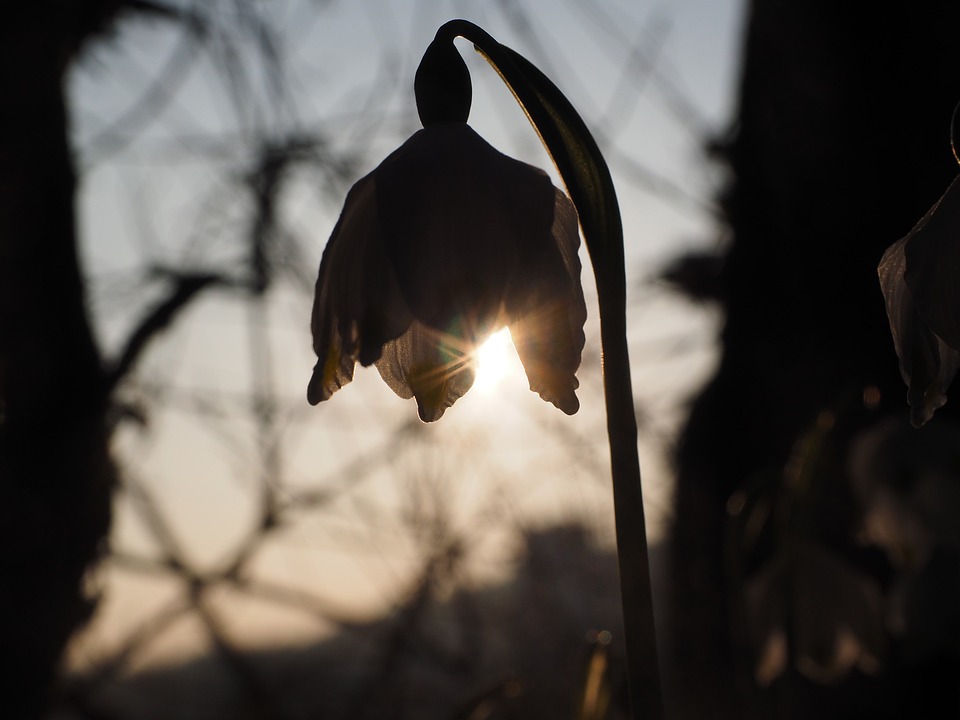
[194,596,282,720]
[346,537,465,720]
[105,268,225,394]
[74,596,194,687]
[82,7,207,166]
[281,418,423,513]
[122,0,194,21]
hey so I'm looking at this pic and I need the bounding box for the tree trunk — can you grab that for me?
[0,4,121,717]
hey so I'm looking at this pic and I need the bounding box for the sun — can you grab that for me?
[473,327,520,392]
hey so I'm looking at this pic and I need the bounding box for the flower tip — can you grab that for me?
[909,409,931,429]
[306,374,324,406]
[908,394,944,428]
[416,401,447,423]
[411,363,476,422]
[554,392,580,416]
[523,367,581,415]
[307,349,355,406]
[307,366,336,405]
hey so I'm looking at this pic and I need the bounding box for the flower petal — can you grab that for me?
[308,121,588,420]
[507,188,587,414]
[374,321,476,422]
[374,124,559,333]
[307,175,413,405]
[878,236,960,426]
[904,175,960,351]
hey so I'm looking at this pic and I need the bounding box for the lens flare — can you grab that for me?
[473,327,519,392]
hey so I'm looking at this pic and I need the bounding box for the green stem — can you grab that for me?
[433,19,663,719]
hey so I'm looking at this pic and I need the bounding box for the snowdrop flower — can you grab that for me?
[745,541,884,686]
[307,40,586,422]
[878,176,960,427]
[307,21,662,716]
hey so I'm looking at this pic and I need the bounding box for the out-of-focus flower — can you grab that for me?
[878,176,960,427]
[745,540,884,686]
[849,415,960,662]
[307,121,586,422]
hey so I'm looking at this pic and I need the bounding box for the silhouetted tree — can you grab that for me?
[668,1,960,718]
[0,3,193,717]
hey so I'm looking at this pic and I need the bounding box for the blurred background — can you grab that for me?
[53,2,735,717]
[9,0,960,718]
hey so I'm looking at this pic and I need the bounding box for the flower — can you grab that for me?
[307,121,587,422]
[878,176,960,427]
[744,540,884,686]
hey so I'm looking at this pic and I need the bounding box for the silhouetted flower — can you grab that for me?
[878,176,960,427]
[745,541,884,686]
[307,122,587,422]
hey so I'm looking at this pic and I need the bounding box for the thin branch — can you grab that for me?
[81,8,207,166]
[104,269,224,393]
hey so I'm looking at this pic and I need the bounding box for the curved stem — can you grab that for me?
[433,19,663,719]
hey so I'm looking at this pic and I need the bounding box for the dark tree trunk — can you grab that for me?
[667,1,960,718]
[0,4,122,717]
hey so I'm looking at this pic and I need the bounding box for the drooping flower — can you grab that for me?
[307,121,586,422]
[744,540,884,686]
[309,21,662,716]
[878,176,960,427]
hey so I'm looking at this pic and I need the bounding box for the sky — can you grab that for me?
[65,0,746,669]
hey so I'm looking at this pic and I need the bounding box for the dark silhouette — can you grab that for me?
[1,4,122,717]
[667,1,960,717]
[0,4,220,716]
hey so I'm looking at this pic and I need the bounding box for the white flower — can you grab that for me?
[307,122,586,422]
[878,176,960,427]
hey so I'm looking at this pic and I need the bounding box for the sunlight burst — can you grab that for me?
[473,327,520,392]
